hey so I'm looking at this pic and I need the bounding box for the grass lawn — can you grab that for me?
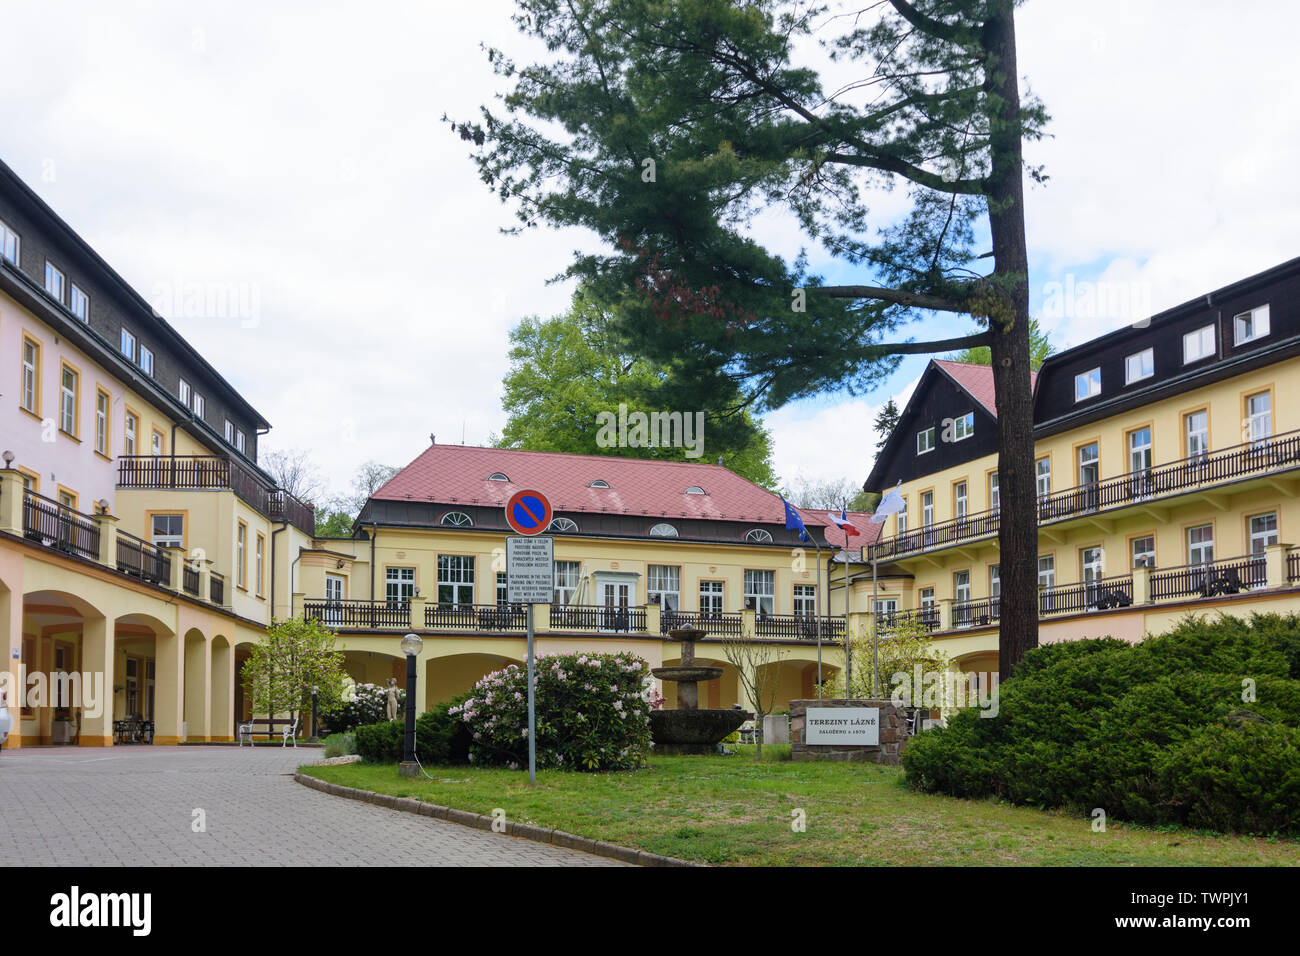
[302,753,1300,866]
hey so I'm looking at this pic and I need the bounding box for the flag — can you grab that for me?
[830,507,860,536]
[870,481,905,524]
[780,496,811,542]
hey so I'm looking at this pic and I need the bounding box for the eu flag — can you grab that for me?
[781,496,810,542]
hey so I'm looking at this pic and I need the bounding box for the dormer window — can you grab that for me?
[1183,325,1215,364]
[441,511,474,527]
[1234,305,1269,345]
[649,522,678,537]
[589,479,611,489]
[745,529,773,543]
[1074,368,1101,402]
[0,217,18,265]
[1125,348,1153,384]
[488,473,510,481]
[549,517,579,532]
[685,486,706,495]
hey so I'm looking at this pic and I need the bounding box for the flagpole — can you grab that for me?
[872,552,879,699]
[815,534,823,699]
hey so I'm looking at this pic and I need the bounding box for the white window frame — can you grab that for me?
[1124,348,1153,384]
[385,566,415,605]
[1234,305,1270,346]
[793,584,817,616]
[192,392,205,419]
[954,481,968,519]
[1187,524,1214,566]
[235,430,246,454]
[989,472,1000,514]
[921,491,934,527]
[1074,368,1101,402]
[554,560,581,606]
[95,390,108,456]
[1131,535,1155,568]
[21,339,38,413]
[1185,409,1209,461]
[916,427,935,455]
[224,419,234,443]
[699,580,724,616]
[1246,391,1272,445]
[0,217,18,265]
[120,328,136,361]
[647,565,680,611]
[138,345,153,376]
[124,412,137,456]
[178,379,191,406]
[70,284,89,322]
[1249,512,1278,555]
[1036,457,1051,498]
[953,412,974,442]
[1183,324,1215,364]
[44,261,64,302]
[744,569,775,615]
[59,365,77,436]
[150,514,185,549]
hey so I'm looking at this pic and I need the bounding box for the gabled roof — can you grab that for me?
[933,359,1037,416]
[372,442,853,530]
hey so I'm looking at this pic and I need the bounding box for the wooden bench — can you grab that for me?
[238,716,299,748]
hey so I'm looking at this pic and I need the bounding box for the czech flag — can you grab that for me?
[830,507,860,536]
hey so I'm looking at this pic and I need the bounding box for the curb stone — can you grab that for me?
[293,771,702,867]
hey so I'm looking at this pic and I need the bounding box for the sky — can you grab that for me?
[2,0,1297,503]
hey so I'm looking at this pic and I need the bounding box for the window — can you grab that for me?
[989,472,1000,514]
[58,488,77,509]
[919,587,935,609]
[386,567,415,605]
[488,473,509,481]
[1125,348,1153,384]
[325,574,345,604]
[954,481,968,520]
[1234,305,1269,345]
[224,419,234,443]
[1078,442,1099,485]
[793,584,817,616]
[59,365,78,436]
[549,516,579,532]
[21,337,39,414]
[0,217,18,264]
[1183,324,1215,364]
[496,571,509,606]
[647,565,680,611]
[1036,457,1051,498]
[921,491,934,527]
[441,511,473,527]
[699,580,724,616]
[953,571,971,627]
[70,285,89,322]
[255,534,265,597]
[1128,426,1153,499]
[990,564,1001,602]
[1246,391,1272,444]
[151,514,184,548]
[44,262,64,301]
[649,522,678,537]
[178,379,191,406]
[1081,546,1104,584]
[95,389,109,456]
[1185,410,1209,461]
[953,412,975,441]
[874,598,899,617]
[236,522,247,589]
[916,427,935,454]
[589,479,610,489]
[437,555,475,606]
[744,569,775,615]
[1187,524,1214,566]
[1249,513,1278,555]
[744,528,773,543]
[1038,555,1056,612]
[235,430,246,454]
[554,560,580,605]
[192,393,205,419]
[896,500,907,537]
[124,412,137,456]
[685,486,706,495]
[151,429,163,456]
[120,328,136,361]
[138,345,153,376]
[1074,368,1101,401]
[1131,535,1155,568]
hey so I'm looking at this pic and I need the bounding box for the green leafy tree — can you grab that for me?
[828,614,949,703]
[314,509,355,537]
[240,616,347,728]
[873,399,901,458]
[945,317,1054,370]
[455,0,1046,678]
[498,289,779,486]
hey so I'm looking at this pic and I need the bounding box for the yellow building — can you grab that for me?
[863,257,1300,683]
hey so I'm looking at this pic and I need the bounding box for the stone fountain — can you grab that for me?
[649,626,752,755]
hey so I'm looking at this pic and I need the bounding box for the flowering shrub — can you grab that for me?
[450,652,652,771]
[322,677,405,733]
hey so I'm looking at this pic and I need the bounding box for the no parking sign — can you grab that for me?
[504,489,552,536]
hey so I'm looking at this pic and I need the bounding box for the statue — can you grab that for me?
[386,678,399,721]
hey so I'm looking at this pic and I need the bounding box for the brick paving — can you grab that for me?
[0,746,622,866]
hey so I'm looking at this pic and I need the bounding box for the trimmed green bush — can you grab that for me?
[354,720,403,763]
[415,697,473,766]
[901,613,1300,835]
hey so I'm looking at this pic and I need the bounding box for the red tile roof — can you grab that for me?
[933,360,1038,417]
[372,443,882,545]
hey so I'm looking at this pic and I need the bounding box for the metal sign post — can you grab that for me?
[505,489,554,786]
[526,603,535,785]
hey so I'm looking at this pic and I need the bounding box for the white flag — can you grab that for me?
[869,481,905,524]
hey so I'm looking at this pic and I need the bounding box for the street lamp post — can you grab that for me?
[398,632,423,777]
[311,685,319,741]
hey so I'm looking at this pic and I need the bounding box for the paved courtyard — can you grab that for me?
[0,745,622,866]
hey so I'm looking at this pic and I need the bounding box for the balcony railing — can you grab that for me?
[878,606,941,632]
[1149,555,1266,602]
[210,571,226,606]
[659,609,743,636]
[303,599,410,629]
[754,613,847,641]
[1039,574,1133,617]
[426,602,526,632]
[21,491,100,562]
[550,604,647,633]
[952,596,1001,629]
[117,454,315,535]
[116,531,172,587]
[182,562,200,597]
[871,427,1300,560]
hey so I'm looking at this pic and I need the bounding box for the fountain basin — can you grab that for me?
[651,709,752,755]
[651,665,723,683]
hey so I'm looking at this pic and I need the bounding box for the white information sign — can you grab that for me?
[507,536,554,604]
[805,707,880,746]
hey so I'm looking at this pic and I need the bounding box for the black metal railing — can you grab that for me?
[877,606,941,632]
[1039,575,1134,617]
[182,562,200,596]
[952,596,1001,629]
[659,609,743,636]
[21,491,100,562]
[870,427,1300,560]
[754,613,846,641]
[549,604,647,633]
[1289,549,1300,584]
[1150,555,1266,602]
[116,531,172,587]
[303,599,410,629]
[210,571,225,606]
[425,602,527,632]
